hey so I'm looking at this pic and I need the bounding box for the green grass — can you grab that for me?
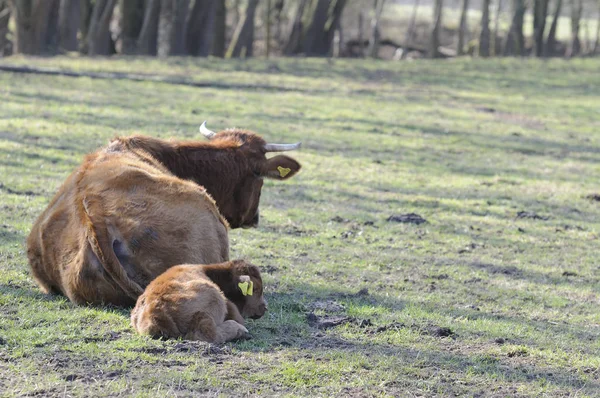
[1,55,600,397]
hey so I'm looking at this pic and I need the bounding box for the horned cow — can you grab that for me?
[27,122,301,306]
[130,260,267,342]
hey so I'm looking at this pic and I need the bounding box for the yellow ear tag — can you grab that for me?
[238,281,254,296]
[277,166,291,178]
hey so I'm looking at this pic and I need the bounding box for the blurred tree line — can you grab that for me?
[0,0,598,59]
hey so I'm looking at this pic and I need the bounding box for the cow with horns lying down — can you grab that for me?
[27,122,301,306]
[131,260,267,342]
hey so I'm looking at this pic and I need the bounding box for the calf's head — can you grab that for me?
[207,260,267,319]
[197,122,301,229]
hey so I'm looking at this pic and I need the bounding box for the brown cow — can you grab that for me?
[27,123,301,306]
[131,260,266,342]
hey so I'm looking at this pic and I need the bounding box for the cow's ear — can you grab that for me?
[263,155,301,180]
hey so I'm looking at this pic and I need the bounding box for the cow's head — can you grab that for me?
[198,122,301,229]
[229,261,267,320]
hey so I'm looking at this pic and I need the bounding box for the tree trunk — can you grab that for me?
[87,0,117,55]
[137,0,160,55]
[479,0,490,56]
[11,0,60,54]
[171,0,189,55]
[367,0,386,58]
[120,0,144,54]
[211,0,226,56]
[226,0,259,58]
[429,0,443,58]
[545,0,562,56]
[187,0,217,56]
[492,0,502,55]
[0,0,10,56]
[283,0,308,55]
[533,0,549,56]
[303,0,330,56]
[503,0,526,55]
[157,0,189,56]
[457,0,469,55]
[58,0,81,52]
[44,0,60,52]
[566,0,583,57]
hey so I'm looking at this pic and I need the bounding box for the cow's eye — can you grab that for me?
[252,170,261,177]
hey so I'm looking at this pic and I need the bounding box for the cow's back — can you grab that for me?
[27,148,229,306]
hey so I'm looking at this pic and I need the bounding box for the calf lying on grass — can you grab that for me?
[131,260,267,343]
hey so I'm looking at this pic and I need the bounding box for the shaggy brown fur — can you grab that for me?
[27,127,300,306]
[131,260,267,342]
[110,129,301,228]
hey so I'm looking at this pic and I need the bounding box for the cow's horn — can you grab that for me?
[264,142,302,152]
[199,121,216,139]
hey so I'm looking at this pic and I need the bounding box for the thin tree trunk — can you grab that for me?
[594,0,600,53]
[335,15,343,56]
[533,0,549,56]
[567,0,583,57]
[266,0,271,57]
[545,0,562,56]
[492,0,502,55]
[226,0,259,58]
[367,0,386,58]
[479,0,490,56]
[120,0,144,54]
[58,0,81,52]
[503,0,526,55]
[284,0,308,55]
[358,9,364,56]
[274,0,284,47]
[157,0,175,56]
[137,0,160,55]
[429,0,443,58]
[211,0,226,56]
[0,0,10,56]
[87,0,117,55]
[324,0,346,55]
[457,0,469,55]
[79,0,93,52]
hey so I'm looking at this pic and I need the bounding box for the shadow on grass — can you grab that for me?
[234,287,599,393]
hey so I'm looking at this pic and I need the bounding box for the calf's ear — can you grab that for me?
[263,155,301,180]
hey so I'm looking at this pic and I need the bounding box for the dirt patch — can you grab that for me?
[585,194,600,201]
[367,322,455,338]
[330,216,350,223]
[387,213,427,224]
[308,300,346,313]
[494,112,546,130]
[516,211,549,221]
[83,331,121,343]
[471,261,521,276]
[0,183,38,197]
[307,313,354,330]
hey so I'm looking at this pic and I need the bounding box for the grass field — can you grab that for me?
[1,55,600,397]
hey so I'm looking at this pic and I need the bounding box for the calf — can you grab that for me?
[130,260,267,343]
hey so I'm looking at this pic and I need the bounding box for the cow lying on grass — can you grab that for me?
[131,260,266,342]
[27,122,300,306]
